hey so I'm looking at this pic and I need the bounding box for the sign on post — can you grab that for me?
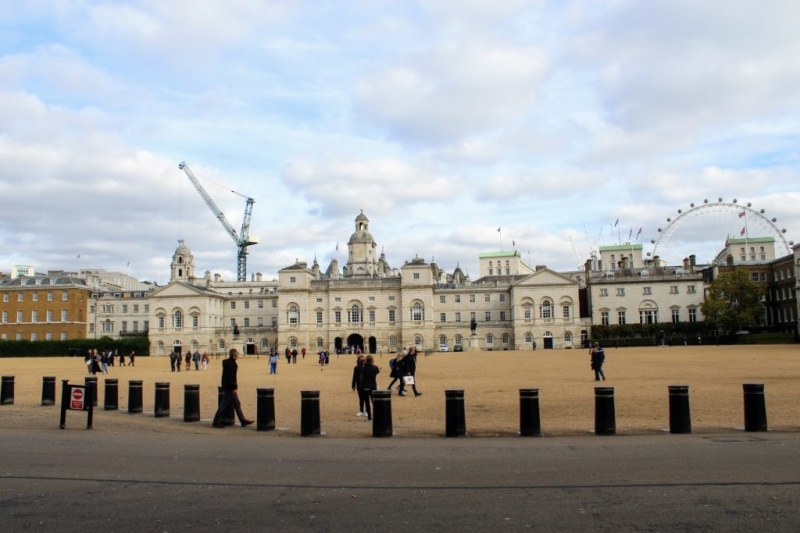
[59,380,94,429]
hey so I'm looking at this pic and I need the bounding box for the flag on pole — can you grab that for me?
[738,211,745,218]
[335,242,338,251]
[76,254,80,258]
[126,262,130,267]
[628,228,632,240]
[512,240,515,246]
[636,227,642,238]
[497,227,501,232]
[614,218,619,227]
[740,227,746,236]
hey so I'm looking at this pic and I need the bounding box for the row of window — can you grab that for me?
[1,310,70,323]
[600,308,698,325]
[229,300,275,309]
[1,332,69,341]
[599,285,697,297]
[94,304,150,314]
[2,291,70,302]
[89,320,149,334]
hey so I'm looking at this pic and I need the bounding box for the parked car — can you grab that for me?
[439,344,449,352]
[453,345,463,352]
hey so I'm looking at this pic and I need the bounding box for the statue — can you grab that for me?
[470,318,477,335]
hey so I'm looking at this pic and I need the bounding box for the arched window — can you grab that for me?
[454,335,463,347]
[261,339,269,350]
[486,334,494,345]
[389,336,397,348]
[349,305,361,323]
[502,333,510,344]
[288,305,299,324]
[412,302,424,322]
[289,337,297,348]
[173,310,182,329]
[414,336,422,347]
[439,335,447,346]
[157,341,165,353]
[525,333,532,343]
[191,341,198,351]
[316,337,324,348]
[540,301,552,319]
[218,339,225,349]
[565,332,573,342]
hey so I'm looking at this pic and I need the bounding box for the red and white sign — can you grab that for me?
[71,387,85,410]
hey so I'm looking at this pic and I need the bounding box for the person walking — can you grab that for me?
[397,347,422,397]
[212,348,254,428]
[351,355,367,416]
[129,351,135,367]
[269,350,278,375]
[169,351,176,372]
[359,355,380,422]
[386,352,404,390]
[192,350,201,370]
[285,347,292,365]
[291,348,298,364]
[185,351,191,371]
[590,342,606,381]
[301,347,306,360]
[201,352,209,370]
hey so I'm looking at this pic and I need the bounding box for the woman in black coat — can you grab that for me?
[360,355,380,422]
[351,355,367,416]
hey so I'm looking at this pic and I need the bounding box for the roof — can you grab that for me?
[725,237,775,245]
[599,243,643,252]
[478,251,520,259]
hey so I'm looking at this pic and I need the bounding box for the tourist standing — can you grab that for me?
[212,349,254,428]
[192,350,201,370]
[590,342,606,381]
[359,355,380,422]
[129,351,135,367]
[201,352,209,370]
[351,355,367,416]
[269,350,278,375]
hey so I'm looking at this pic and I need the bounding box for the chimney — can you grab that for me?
[683,257,690,270]
[256,272,262,282]
[535,265,546,272]
[214,273,221,283]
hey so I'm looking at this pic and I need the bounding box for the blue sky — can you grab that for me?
[1,1,798,283]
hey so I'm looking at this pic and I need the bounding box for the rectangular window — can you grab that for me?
[672,309,680,323]
[524,307,531,320]
[413,273,420,279]
[32,293,39,302]
[231,302,236,309]
[16,333,22,341]
[62,291,68,301]
[47,292,53,302]
[562,305,570,318]
[31,310,38,323]
[470,295,476,303]
[470,312,476,322]
[230,318,236,327]
[1,311,6,323]
[45,332,52,340]
[369,296,375,301]
[484,311,491,322]
[2,294,7,302]
[133,304,139,313]
[670,286,678,294]
[618,311,626,325]
[290,276,296,283]
[601,311,609,326]
[122,304,128,313]
[133,321,139,333]
[440,295,446,304]
[616,288,625,296]
[244,301,250,309]
[388,296,395,301]
[271,317,277,326]
[643,287,651,295]
[369,310,375,323]
[599,288,608,297]
[751,273,759,282]
[191,315,198,328]
[335,311,341,323]
[60,332,67,341]
[272,300,276,307]
[258,317,265,327]
[31,332,37,341]
[61,310,68,322]
[18,293,23,302]
[484,294,490,302]
[158,316,165,328]
[499,294,505,302]
[639,310,657,324]
[687,285,696,293]
[259,300,265,308]
[316,311,323,324]
[244,318,250,327]
[455,312,461,322]
[121,321,127,333]
[440,313,446,323]
[455,295,461,303]
[388,310,396,323]
[500,311,506,321]
[17,310,24,322]
[689,308,697,323]
[144,304,149,312]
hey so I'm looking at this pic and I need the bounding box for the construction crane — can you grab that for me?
[179,162,259,282]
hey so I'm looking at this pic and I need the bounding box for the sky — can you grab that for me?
[1,1,798,284]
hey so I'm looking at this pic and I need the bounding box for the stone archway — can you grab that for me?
[347,333,364,353]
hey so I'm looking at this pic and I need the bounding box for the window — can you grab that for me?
[258,317,264,327]
[369,310,376,323]
[616,288,625,296]
[316,311,323,324]
[31,310,38,323]
[470,312,476,322]
[60,332,67,341]
[672,309,680,323]
[1,311,6,323]
[484,311,491,322]
[486,334,494,345]
[2,294,7,302]
[440,313,446,323]
[540,301,552,319]
[599,288,608,297]
[643,287,652,295]
[219,340,225,349]
[388,310,396,323]
[335,297,341,302]
[455,295,461,303]
[290,276,296,283]
[369,296,375,301]
[502,333,510,345]
[670,286,678,294]
[689,308,697,323]
[601,311,609,326]
[439,335,447,346]
[348,305,361,323]
[413,273,420,280]
[157,316,165,328]
[17,310,23,322]
[388,296,395,301]
[45,332,52,340]
[525,333,532,343]
[244,301,250,309]
[173,310,182,329]
[288,305,299,324]
[751,273,759,282]
[469,295,476,303]
[414,336,422,347]
[499,294,505,302]
[687,285,696,293]
[32,293,39,302]
[62,291,68,301]
[271,317,277,327]
[454,335,463,347]
[61,310,68,322]
[231,302,236,309]
[18,293,23,302]
[455,312,461,322]
[618,311,626,325]
[47,292,53,302]
[259,300,264,308]
[144,304,149,312]
[524,306,531,320]
[44,309,54,321]
[484,294,490,302]
[133,321,139,333]
[499,311,506,321]
[440,295,446,304]
[16,333,22,341]
[562,305,570,318]
[489,268,493,275]
[565,332,572,343]
[192,315,199,328]
[639,310,657,324]
[412,303,423,321]
[244,318,250,327]
[335,311,342,323]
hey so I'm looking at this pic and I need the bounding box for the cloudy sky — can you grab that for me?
[1,1,798,283]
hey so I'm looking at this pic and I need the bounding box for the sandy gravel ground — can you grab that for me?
[0,344,798,438]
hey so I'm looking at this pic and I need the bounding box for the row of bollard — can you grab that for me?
[0,375,772,435]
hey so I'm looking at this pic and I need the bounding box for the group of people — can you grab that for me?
[282,347,307,364]
[351,347,422,422]
[84,349,136,375]
[169,350,210,372]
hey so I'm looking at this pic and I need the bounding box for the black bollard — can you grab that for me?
[300,390,321,436]
[372,390,393,437]
[84,377,98,407]
[217,387,235,426]
[519,388,542,437]
[668,385,691,434]
[154,382,170,418]
[184,384,200,422]
[128,380,143,414]
[257,388,275,431]
[445,389,466,437]
[594,387,616,435]
[743,383,767,432]
[42,376,57,406]
[1,376,14,405]
[104,378,119,410]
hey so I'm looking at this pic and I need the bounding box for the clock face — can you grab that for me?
[354,247,366,261]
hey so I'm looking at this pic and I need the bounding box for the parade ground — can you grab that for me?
[1,344,798,436]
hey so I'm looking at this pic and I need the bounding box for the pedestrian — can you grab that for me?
[100,351,109,374]
[92,350,102,375]
[301,346,306,360]
[192,350,201,370]
[269,350,278,375]
[386,352,404,390]
[291,348,298,364]
[285,347,291,365]
[397,347,422,397]
[351,355,367,416]
[319,351,325,366]
[85,349,93,375]
[169,351,176,372]
[119,351,126,366]
[129,351,135,366]
[109,349,116,367]
[360,355,380,422]
[212,348,254,428]
[185,351,191,371]
[201,352,209,370]
[590,342,606,381]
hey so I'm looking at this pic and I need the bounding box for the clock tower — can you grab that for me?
[344,211,377,277]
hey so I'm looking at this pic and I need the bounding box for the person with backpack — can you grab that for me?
[386,352,404,391]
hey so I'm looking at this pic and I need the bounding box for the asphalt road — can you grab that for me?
[2,429,799,532]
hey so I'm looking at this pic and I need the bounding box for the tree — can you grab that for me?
[701,270,765,334]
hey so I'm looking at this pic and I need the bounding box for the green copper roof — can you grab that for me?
[599,243,643,252]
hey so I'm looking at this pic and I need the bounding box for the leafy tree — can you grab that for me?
[701,270,765,334]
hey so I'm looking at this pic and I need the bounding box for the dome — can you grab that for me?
[174,239,192,257]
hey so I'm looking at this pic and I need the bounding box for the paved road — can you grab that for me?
[1,429,799,532]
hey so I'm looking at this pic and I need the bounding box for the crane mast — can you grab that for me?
[179,162,258,282]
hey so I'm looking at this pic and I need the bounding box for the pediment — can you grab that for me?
[513,268,578,288]
[149,281,209,298]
